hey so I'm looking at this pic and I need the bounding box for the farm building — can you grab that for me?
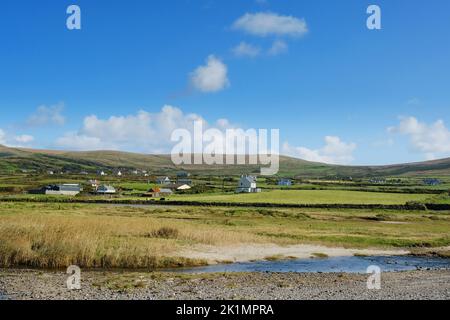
[142,187,173,198]
[159,188,174,196]
[96,185,116,195]
[236,175,261,193]
[31,184,82,196]
[167,183,192,191]
[278,179,292,186]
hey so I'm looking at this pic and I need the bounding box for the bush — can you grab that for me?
[151,227,179,239]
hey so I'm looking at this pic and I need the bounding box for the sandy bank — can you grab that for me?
[176,244,410,264]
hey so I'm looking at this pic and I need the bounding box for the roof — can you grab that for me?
[46,184,81,192]
[177,171,190,177]
[166,183,191,190]
[98,185,115,191]
[240,175,256,183]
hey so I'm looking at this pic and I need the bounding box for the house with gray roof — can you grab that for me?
[236,175,261,193]
[36,184,82,196]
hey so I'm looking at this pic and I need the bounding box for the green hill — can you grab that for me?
[1,144,450,178]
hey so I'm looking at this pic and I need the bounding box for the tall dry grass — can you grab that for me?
[0,204,260,269]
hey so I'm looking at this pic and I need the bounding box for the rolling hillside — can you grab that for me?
[1,144,450,177]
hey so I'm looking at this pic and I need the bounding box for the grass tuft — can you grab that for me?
[149,227,179,239]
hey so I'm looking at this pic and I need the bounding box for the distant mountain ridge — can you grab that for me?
[1,144,449,177]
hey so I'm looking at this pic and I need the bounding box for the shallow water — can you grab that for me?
[176,256,450,274]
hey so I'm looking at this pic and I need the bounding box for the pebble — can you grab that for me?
[1,269,449,300]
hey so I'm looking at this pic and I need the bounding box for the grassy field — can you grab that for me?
[427,194,450,204]
[172,190,433,205]
[0,202,449,269]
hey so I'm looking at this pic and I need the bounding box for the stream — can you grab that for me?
[175,255,450,274]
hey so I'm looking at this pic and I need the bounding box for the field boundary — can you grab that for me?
[1,197,450,211]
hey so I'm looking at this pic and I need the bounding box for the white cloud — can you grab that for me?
[27,103,65,127]
[0,130,35,147]
[388,116,450,159]
[232,42,261,58]
[190,55,229,93]
[56,106,211,152]
[268,40,288,56]
[14,135,34,144]
[232,12,308,37]
[0,129,6,145]
[283,136,357,165]
[55,106,272,157]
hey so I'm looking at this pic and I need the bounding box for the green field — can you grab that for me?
[173,190,432,205]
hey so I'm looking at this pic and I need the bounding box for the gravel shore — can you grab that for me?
[1,269,449,300]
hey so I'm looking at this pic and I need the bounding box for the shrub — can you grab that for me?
[151,227,179,239]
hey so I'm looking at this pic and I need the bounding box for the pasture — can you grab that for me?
[172,189,432,205]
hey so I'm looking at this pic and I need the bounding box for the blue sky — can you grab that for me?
[0,0,449,165]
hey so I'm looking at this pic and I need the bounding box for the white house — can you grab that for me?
[96,185,116,195]
[117,171,122,177]
[236,175,261,193]
[157,177,171,185]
